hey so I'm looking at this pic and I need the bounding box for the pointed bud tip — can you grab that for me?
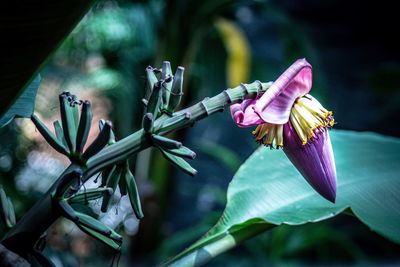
[321,190,336,203]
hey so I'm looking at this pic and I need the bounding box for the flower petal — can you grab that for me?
[254,59,312,124]
[230,99,264,127]
[283,121,337,203]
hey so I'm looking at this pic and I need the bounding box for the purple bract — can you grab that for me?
[230,59,337,202]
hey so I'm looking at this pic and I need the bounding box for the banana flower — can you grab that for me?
[230,59,337,202]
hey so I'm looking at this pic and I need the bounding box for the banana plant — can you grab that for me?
[0,62,272,264]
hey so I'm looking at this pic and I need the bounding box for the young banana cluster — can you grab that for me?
[142,61,198,176]
[98,158,143,219]
[0,186,16,229]
[54,161,143,250]
[31,92,113,164]
[31,93,144,251]
[58,189,123,250]
[25,62,202,253]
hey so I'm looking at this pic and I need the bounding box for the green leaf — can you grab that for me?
[0,1,95,117]
[165,130,400,266]
[0,75,41,128]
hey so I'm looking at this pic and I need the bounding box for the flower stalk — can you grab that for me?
[85,80,272,178]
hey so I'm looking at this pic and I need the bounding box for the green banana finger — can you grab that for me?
[146,81,162,118]
[167,66,184,112]
[76,212,123,242]
[58,200,79,221]
[53,120,68,149]
[99,119,116,145]
[124,167,144,219]
[71,95,80,130]
[101,165,115,187]
[31,114,69,156]
[144,66,159,103]
[159,148,197,176]
[162,61,172,80]
[58,200,119,243]
[76,100,92,153]
[59,93,77,152]
[109,226,123,243]
[59,196,122,251]
[67,187,113,204]
[75,211,114,238]
[101,165,123,212]
[152,134,182,149]
[165,146,196,159]
[82,121,112,160]
[161,61,173,109]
